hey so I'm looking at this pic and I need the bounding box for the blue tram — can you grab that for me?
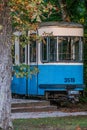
[11,22,84,101]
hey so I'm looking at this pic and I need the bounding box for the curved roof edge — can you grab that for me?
[39,22,83,28]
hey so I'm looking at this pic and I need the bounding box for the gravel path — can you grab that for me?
[11,111,87,119]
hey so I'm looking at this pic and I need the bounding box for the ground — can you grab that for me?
[11,98,87,130]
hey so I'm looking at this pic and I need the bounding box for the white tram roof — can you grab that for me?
[38,22,83,37]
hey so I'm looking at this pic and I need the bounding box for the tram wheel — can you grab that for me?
[45,92,49,100]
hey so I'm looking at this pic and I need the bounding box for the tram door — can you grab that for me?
[28,40,38,95]
[14,35,38,96]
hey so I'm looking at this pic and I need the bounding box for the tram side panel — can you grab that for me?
[28,74,38,95]
[11,64,84,96]
[11,76,27,95]
[11,66,38,96]
[37,64,84,96]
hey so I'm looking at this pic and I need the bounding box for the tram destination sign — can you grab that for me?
[42,32,53,36]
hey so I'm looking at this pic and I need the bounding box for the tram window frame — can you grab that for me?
[41,36,83,63]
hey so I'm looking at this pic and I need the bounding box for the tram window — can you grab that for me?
[30,41,36,62]
[41,36,82,63]
[58,37,72,60]
[58,37,82,61]
[19,45,25,63]
[41,37,57,62]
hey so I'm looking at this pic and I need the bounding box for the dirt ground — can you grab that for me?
[57,102,87,112]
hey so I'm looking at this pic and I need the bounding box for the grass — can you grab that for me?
[13,116,87,130]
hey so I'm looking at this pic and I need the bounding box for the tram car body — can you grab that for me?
[11,22,84,101]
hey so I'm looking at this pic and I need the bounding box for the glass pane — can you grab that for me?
[30,41,36,62]
[49,37,57,62]
[58,37,70,60]
[42,38,48,61]
[79,38,83,61]
[73,37,79,61]
[19,45,25,63]
[12,44,15,64]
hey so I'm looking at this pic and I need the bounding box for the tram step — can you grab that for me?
[11,100,50,108]
[11,105,57,113]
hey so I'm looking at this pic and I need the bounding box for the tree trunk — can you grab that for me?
[0,44,13,130]
[0,1,13,130]
[58,0,71,22]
